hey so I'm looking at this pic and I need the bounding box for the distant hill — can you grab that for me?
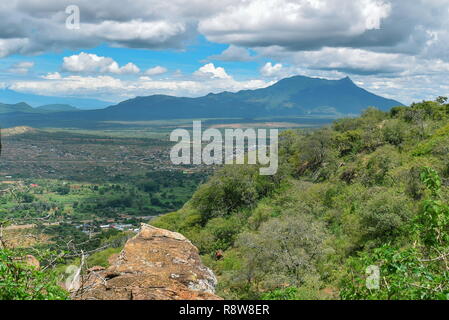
[36,104,79,112]
[0,75,403,128]
[92,76,403,120]
[0,89,110,110]
[0,102,35,114]
[0,102,78,114]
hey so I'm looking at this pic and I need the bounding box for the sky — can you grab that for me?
[1,0,449,104]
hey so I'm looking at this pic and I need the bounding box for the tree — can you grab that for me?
[341,167,449,300]
[236,214,327,291]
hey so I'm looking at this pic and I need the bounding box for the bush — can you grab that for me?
[382,119,408,147]
[359,190,413,243]
[191,165,278,224]
[361,146,401,187]
[0,249,68,300]
[235,214,327,290]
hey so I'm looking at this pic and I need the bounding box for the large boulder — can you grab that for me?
[74,223,221,300]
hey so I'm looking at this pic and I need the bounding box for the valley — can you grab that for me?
[1,79,447,301]
[0,125,211,259]
[0,119,311,279]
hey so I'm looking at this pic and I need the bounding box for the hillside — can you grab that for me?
[0,75,402,128]
[95,76,402,120]
[0,88,109,110]
[0,102,78,115]
[152,99,449,300]
[0,102,35,114]
[36,104,79,112]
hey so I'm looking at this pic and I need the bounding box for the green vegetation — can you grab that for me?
[153,98,449,300]
[1,98,448,300]
[0,249,68,300]
[341,167,449,300]
[0,126,212,300]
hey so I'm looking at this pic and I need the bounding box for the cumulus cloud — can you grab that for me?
[9,69,272,102]
[260,62,285,77]
[258,46,449,76]
[0,0,448,62]
[62,52,140,74]
[10,75,124,100]
[194,63,231,79]
[145,66,168,76]
[0,1,197,56]
[199,0,391,50]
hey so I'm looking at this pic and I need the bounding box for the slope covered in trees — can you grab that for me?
[153,98,449,300]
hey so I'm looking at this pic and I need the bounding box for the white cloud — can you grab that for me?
[260,62,284,77]
[118,62,141,74]
[145,66,168,76]
[83,19,187,48]
[8,61,35,74]
[258,46,449,76]
[0,0,448,63]
[62,52,140,74]
[194,63,231,79]
[41,72,62,80]
[10,75,126,101]
[199,0,391,50]
[9,72,272,102]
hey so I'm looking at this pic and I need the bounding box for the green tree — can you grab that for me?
[341,167,449,300]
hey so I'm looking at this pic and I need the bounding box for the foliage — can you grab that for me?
[154,99,449,300]
[0,249,68,300]
[4,98,449,300]
[341,167,449,300]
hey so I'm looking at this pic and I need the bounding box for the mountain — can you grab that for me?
[36,104,79,112]
[0,89,110,110]
[0,102,78,114]
[0,102,35,114]
[0,75,403,128]
[97,76,402,120]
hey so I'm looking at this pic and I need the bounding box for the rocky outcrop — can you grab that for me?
[74,224,221,300]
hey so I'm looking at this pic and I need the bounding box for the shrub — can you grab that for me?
[0,249,68,300]
[359,190,413,243]
[236,214,327,290]
[191,165,278,224]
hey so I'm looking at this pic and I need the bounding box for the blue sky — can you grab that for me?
[2,37,257,81]
[1,0,449,104]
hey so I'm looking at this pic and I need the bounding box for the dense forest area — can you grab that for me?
[1,98,449,299]
[152,98,449,299]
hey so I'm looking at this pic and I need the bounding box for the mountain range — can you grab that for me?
[0,102,79,114]
[0,75,402,128]
[0,88,109,110]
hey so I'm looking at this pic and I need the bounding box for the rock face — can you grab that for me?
[74,224,221,300]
